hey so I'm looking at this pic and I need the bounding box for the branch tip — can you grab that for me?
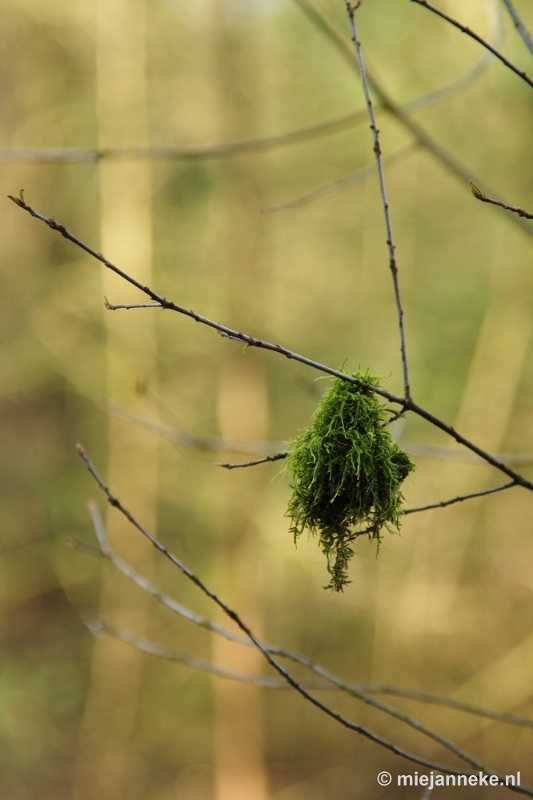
[469,180,484,200]
[7,193,26,208]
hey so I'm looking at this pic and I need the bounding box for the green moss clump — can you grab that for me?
[285,371,415,592]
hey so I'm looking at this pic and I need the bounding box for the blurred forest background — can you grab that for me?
[2,0,533,798]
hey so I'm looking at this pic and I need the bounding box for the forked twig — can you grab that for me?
[411,0,533,89]
[292,0,533,238]
[346,1,411,401]
[72,466,532,789]
[9,195,533,493]
[71,515,533,731]
[470,181,533,219]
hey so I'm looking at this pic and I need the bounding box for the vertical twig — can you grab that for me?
[345,2,411,401]
[501,0,533,56]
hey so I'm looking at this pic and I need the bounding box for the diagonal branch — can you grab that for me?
[345,1,411,401]
[470,181,533,219]
[292,0,533,238]
[71,521,533,730]
[7,194,406,408]
[83,615,521,776]
[73,463,532,789]
[403,481,516,515]
[411,0,533,89]
[501,0,533,55]
[266,143,416,215]
[9,195,533,492]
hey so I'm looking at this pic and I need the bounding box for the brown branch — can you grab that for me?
[470,181,533,219]
[215,453,288,469]
[411,0,533,90]
[74,471,529,788]
[71,520,533,731]
[403,481,516,515]
[9,196,533,493]
[8,194,406,408]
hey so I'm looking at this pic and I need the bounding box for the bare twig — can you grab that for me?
[9,196,533,493]
[0,111,368,164]
[85,615,290,687]
[400,442,533,466]
[501,0,533,55]
[83,616,518,776]
[105,299,161,310]
[105,403,285,455]
[411,0,533,89]
[371,684,533,729]
[470,181,533,219]
[404,0,503,111]
[403,481,516,515]
[73,473,528,787]
[71,524,533,731]
[346,1,411,401]
[292,0,533,238]
[215,453,288,469]
[8,194,406,407]
[266,143,416,215]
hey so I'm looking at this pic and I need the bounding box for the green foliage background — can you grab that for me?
[1,1,533,798]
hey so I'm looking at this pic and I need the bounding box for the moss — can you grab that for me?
[285,371,415,591]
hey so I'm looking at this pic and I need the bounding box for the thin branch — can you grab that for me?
[83,616,522,777]
[501,0,533,55]
[292,0,533,238]
[74,470,527,787]
[105,300,161,310]
[10,196,533,493]
[215,453,288,469]
[71,527,533,730]
[470,181,533,219]
[403,481,516,515]
[403,0,504,112]
[0,111,367,164]
[266,143,416,215]
[406,398,533,490]
[346,2,411,401]
[411,0,533,89]
[372,683,533,729]
[400,442,533,466]
[8,194,406,408]
[85,615,290,687]
[105,403,285,455]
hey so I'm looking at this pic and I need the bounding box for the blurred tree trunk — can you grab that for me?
[72,2,158,798]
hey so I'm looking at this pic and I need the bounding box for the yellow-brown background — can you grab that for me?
[1,1,533,798]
